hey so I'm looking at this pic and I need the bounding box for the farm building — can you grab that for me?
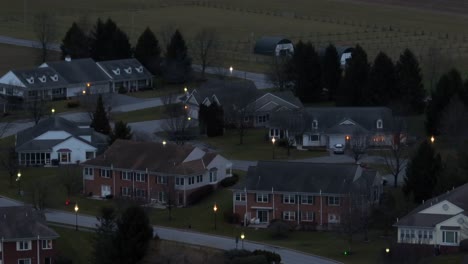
[254,37,294,56]
[319,46,354,67]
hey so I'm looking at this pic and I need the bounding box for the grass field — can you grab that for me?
[0,0,468,79]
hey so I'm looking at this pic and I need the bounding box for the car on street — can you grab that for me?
[333,143,345,154]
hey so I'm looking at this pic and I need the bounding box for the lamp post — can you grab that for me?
[162,140,167,147]
[240,232,245,249]
[74,203,79,231]
[271,137,276,159]
[51,108,55,115]
[16,171,21,195]
[184,86,188,93]
[430,136,435,144]
[229,66,233,76]
[213,203,218,230]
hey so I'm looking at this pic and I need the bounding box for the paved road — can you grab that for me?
[0,196,340,264]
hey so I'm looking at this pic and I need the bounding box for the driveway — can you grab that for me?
[0,196,340,264]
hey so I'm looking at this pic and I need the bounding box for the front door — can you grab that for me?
[101,185,111,197]
[257,210,269,223]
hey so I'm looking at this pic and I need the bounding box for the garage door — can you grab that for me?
[329,135,345,148]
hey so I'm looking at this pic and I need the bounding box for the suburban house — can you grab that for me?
[0,67,68,100]
[180,79,303,127]
[40,58,111,97]
[0,206,59,264]
[231,161,382,229]
[394,183,468,253]
[81,140,232,206]
[15,116,108,166]
[268,107,396,149]
[96,58,153,92]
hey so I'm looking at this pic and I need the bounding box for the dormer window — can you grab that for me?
[124,67,132,74]
[26,77,34,84]
[135,66,143,73]
[376,119,383,129]
[49,74,58,82]
[312,120,318,129]
[112,68,120,75]
[38,75,47,83]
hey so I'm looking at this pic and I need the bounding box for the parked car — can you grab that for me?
[333,143,345,154]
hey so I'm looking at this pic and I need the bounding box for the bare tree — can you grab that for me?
[26,177,49,210]
[162,179,176,221]
[192,28,220,80]
[224,99,256,145]
[348,129,368,163]
[26,95,49,125]
[33,12,57,63]
[162,92,195,145]
[0,146,18,187]
[60,165,82,198]
[381,117,408,188]
[267,56,291,91]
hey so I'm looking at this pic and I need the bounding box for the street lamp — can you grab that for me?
[430,136,435,144]
[184,86,188,93]
[162,140,167,147]
[271,137,276,159]
[385,247,390,254]
[187,117,191,121]
[51,108,55,114]
[240,232,245,249]
[16,171,22,195]
[229,66,233,75]
[74,203,79,231]
[82,90,86,95]
[213,203,218,230]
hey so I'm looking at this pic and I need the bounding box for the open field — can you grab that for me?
[0,0,468,77]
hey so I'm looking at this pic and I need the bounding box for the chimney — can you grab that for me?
[65,55,71,62]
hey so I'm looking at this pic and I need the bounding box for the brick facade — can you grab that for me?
[233,191,353,229]
[2,239,57,264]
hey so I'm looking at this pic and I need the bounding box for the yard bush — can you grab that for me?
[118,86,127,94]
[67,100,80,108]
[268,220,291,239]
[187,185,213,205]
[460,239,468,252]
[252,250,281,264]
[223,211,240,224]
[220,174,239,187]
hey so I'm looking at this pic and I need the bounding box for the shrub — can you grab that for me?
[253,250,281,264]
[67,100,80,108]
[187,185,214,205]
[460,239,468,252]
[223,211,240,224]
[118,86,127,94]
[268,220,291,239]
[220,174,239,187]
[224,249,252,260]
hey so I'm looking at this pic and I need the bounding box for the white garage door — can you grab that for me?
[329,135,345,148]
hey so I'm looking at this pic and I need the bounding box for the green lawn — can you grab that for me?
[53,226,94,264]
[111,105,166,123]
[200,128,328,160]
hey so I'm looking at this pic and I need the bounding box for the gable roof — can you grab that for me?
[234,161,377,195]
[96,58,152,81]
[250,91,303,112]
[10,67,68,89]
[82,139,215,175]
[0,206,59,241]
[395,183,468,227]
[43,58,109,84]
[16,116,105,152]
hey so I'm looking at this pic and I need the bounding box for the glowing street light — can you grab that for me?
[16,171,22,195]
[184,87,188,93]
[51,108,55,114]
[385,247,390,254]
[213,203,218,230]
[271,137,276,159]
[162,140,167,147]
[74,203,79,231]
[229,66,233,75]
[187,117,191,121]
[240,232,245,249]
[82,90,86,95]
[430,136,435,144]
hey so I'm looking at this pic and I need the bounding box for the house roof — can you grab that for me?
[15,116,106,152]
[0,206,59,241]
[254,36,292,55]
[250,91,303,112]
[395,183,468,227]
[233,161,377,194]
[43,58,110,84]
[82,139,216,175]
[11,67,68,89]
[96,58,153,81]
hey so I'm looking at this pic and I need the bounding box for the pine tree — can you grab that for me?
[206,102,224,137]
[425,69,463,136]
[163,29,192,83]
[90,18,131,61]
[321,44,342,101]
[289,41,321,103]
[92,206,117,264]
[90,95,111,135]
[60,22,89,59]
[368,52,395,106]
[134,27,161,75]
[395,49,426,114]
[109,121,133,144]
[114,206,153,264]
[305,43,322,103]
[336,45,369,106]
[198,104,209,135]
[403,140,442,204]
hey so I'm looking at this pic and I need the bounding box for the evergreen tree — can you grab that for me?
[92,206,117,264]
[198,104,209,135]
[60,22,89,59]
[109,121,133,144]
[403,140,442,204]
[425,69,464,136]
[395,49,426,114]
[90,95,111,135]
[289,41,321,103]
[368,52,395,106]
[206,102,224,137]
[134,27,161,75]
[115,206,153,264]
[163,29,192,83]
[321,44,342,101]
[90,18,131,61]
[336,45,369,106]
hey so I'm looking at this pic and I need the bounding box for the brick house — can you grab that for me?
[82,139,232,206]
[231,161,382,229]
[0,206,59,264]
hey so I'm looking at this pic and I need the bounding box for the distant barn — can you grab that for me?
[254,37,294,56]
[319,46,354,67]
